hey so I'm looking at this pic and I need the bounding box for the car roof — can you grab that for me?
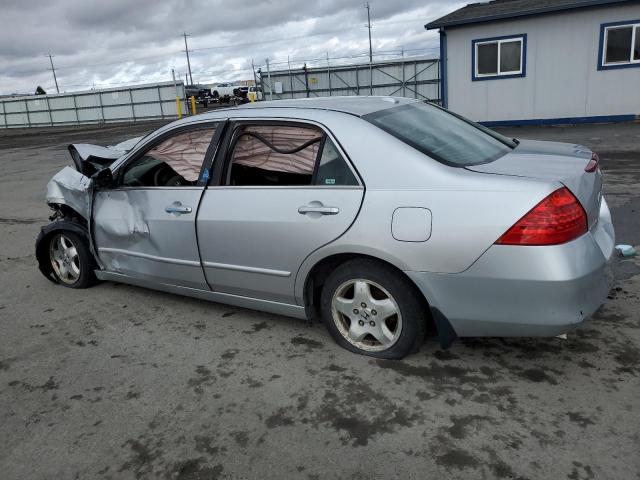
[235,96,421,117]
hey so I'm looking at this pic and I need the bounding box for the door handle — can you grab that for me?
[165,203,193,215]
[298,205,340,215]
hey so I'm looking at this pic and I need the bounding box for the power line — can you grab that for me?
[47,53,59,93]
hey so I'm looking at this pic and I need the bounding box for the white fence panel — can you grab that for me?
[0,81,185,128]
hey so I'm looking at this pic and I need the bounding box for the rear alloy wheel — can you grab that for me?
[48,231,97,288]
[332,279,402,352]
[321,259,426,359]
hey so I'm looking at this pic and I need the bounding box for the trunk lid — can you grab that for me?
[466,139,603,229]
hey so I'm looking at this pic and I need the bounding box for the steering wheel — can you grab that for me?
[153,164,183,186]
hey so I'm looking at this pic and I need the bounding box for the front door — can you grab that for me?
[93,122,223,290]
[197,121,364,304]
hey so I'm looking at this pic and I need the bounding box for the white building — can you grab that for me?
[426,0,640,125]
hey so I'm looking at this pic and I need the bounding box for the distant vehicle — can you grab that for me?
[35,97,614,359]
[233,85,262,103]
[184,84,210,100]
[236,85,263,101]
[210,83,237,99]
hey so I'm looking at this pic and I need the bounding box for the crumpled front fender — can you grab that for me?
[46,166,92,219]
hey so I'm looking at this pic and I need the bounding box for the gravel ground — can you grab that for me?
[0,120,638,480]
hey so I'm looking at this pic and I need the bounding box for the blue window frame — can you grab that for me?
[472,34,527,81]
[598,19,640,70]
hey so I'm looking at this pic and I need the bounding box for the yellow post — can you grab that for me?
[176,97,182,119]
[190,96,197,115]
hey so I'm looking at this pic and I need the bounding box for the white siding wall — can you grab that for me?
[445,4,640,122]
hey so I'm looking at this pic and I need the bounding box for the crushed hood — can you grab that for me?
[68,136,143,176]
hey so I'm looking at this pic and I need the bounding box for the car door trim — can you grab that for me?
[98,247,202,267]
[95,271,307,319]
[201,261,291,277]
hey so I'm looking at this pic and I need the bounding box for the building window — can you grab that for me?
[472,34,526,81]
[599,20,640,70]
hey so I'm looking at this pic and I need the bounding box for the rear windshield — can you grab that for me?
[363,102,514,166]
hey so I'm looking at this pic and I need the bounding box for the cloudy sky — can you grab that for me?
[0,0,463,95]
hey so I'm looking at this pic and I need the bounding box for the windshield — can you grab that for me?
[363,102,514,167]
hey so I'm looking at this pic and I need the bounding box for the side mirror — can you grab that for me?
[91,168,114,189]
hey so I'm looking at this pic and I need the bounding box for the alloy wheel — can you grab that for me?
[49,233,81,285]
[331,279,402,352]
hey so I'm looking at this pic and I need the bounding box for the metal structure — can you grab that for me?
[259,57,440,103]
[0,81,186,128]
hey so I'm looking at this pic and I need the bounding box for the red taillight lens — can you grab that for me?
[496,187,587,246]
[585,152,599,172]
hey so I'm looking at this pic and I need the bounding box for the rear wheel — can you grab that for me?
[48,231,97,288]
[320,259,427,359]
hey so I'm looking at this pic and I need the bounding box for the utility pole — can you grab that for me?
[364,3,373,95]
[287,56,294,99]
[47,54,59,94]
[265,58,273,101]
[365,3,373,63]
[183,32,193,85]
[251,59,258,88]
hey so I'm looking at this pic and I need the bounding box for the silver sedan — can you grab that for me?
[35,97,615,359]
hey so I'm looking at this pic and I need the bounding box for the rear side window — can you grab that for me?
[227,124,358,186]
[363,103,513,167]
[316,138,358,186]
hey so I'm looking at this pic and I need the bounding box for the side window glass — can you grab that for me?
[315,137,358,186]
[228,125,322,186]
[122,126,216,187]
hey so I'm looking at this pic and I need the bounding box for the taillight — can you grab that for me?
[585,152,599,172]
[496,187,587,246]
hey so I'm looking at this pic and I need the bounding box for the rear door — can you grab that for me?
[197,120,364,305]
[93,122,224,290]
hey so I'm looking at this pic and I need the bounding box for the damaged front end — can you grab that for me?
[36,139,134,281]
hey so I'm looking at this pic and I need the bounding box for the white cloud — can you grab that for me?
[0,0,463,95]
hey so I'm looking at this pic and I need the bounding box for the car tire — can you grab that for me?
[47,231,98,289]
[320,259,427,359]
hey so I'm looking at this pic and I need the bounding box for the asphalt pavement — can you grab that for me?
[0,120,638,480]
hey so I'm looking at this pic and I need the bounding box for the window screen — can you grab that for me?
[122,127,216,187]
[605,26,634,63]
[228,125,322,186]
[477,43,498,75]
[500,41,522,73]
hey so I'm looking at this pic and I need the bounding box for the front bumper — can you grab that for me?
[406,199,615,337]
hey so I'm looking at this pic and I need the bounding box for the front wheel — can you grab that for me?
[320,259,427,359]
[47,231,97,288]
